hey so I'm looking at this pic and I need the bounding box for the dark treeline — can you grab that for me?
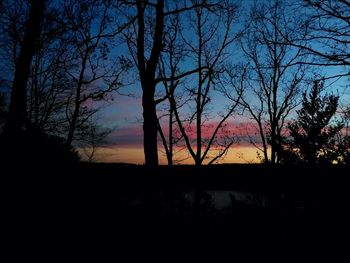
[4,162,350,253]
[0,0,349,166]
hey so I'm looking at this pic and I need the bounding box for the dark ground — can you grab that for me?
[2,162,350,255]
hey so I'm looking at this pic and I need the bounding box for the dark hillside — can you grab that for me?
[3,162,349,251]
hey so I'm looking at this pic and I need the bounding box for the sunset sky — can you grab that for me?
[83,0,350,165]
[90,82,348,164]
[88,82,267,164]
[1,0,349,165]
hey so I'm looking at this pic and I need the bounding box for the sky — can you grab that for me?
[90,78,349,165]
[87,79,267,164]
[1,0,349,165]
[78,0,350,165]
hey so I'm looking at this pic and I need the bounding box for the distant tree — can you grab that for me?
[74,116,111,162]
[280,80,347,164]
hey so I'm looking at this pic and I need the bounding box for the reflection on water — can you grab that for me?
[209,191,268,209]
[182,190,269,210]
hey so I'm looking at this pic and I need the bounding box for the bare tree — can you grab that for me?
[0,0,131,162]
[0,0,30,76]
[76,115,111,162]
[26,3,71,135]
[0,0,69,135]
[156,11,188,165]
[232,0,307,164]
[165,1,240,165]
[27,54,71,135]
[295,0,350,121]
[122,0,226,166]
[291,0,350,72]
[2,0,45,136]
[62,0,130,147]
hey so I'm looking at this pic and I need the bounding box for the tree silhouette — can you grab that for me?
[62,0,129,148]
[156,12,184,166]
[2,0,45,136]
[0,0,68,135]
[0,0,128,162]
[297,0,350,71]
[280,80,344,164]
[123,0,228,166]
[118,0,166,166]
[168,1,239,166]
[229,0,307,164]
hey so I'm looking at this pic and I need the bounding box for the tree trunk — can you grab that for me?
[168,107,173,166]
[66,49,89,147]
[3,0,45,136]
[142,81,159,167]
[270,127,277,165]
[136,0,164,167]
[66,101,80,147]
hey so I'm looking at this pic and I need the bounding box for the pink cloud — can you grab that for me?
[157,119,262,142]
[105,119,267,148]
[106,124,143,146]
[99,95,143,125]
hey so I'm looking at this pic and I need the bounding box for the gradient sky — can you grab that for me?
[89,88,263,164]
[2,0,347,165]
[90,81,349,165]
[84,0,350,165]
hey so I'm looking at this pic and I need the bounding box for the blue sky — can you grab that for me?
[87,0,350,164]
[1,0,350,164]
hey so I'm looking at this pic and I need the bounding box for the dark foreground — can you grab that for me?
[3,162,350,255]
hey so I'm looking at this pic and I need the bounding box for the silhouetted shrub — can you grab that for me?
[279,80,348,164]
[0,125,79,165]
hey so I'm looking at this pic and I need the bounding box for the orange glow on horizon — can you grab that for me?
[80,145,261,164]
